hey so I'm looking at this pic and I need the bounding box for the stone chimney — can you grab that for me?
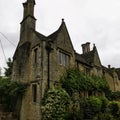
[81,42,90,54]
[108,65,111,69]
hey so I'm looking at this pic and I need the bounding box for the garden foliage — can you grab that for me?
[0,77,27,111]
[42,68,120,120]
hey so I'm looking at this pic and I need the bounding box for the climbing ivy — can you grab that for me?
[42,69,120,120]
[60,68,110,96]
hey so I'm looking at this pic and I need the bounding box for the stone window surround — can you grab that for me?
[59,51,70,66]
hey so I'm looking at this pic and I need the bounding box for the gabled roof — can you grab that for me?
[80,51,94,65]
[75,52,91,66]
[34,30,46,39]
[80,45,101,67]
[48,28,60,40]
[48,19,74,50]
[31,30,47,48]
[48,19,65,40]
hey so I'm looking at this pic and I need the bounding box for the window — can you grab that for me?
[59,51,70,66]
[32,84,37,102]
[59,52,62,65]
[34,48,38,64]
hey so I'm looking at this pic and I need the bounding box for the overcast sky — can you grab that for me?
[0,0,120,74]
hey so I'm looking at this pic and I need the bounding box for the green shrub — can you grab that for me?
[111,91,120,100]
[65,110,83,120]
[93,113,114,120]
[41,87,70,120]
[107,101,120,118]
[84,97,102,119]
[100,97,109,113]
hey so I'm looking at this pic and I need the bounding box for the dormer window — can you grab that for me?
[59,51,70,66]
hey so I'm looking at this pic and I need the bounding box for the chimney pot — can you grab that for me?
[81,42,90,54]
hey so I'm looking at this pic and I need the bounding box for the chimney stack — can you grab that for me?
[81,42,90,54]
[108,65,111,69]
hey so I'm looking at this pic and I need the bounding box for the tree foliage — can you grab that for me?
[107,101,120,119]
[4,58,13,77]
[0,77,27,111]
[110,91,120,101]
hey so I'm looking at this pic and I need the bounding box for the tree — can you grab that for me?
[0,77,27,111]
[4,58,13,77]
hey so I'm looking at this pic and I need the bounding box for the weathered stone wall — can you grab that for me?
[19,84,42,120]
[112,71,120,91]
[49,48,74,83]
[104,72,115,91]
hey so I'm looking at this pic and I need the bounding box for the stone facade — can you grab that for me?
[11,0,120,120]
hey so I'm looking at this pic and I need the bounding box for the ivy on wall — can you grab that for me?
[41,68,120,120]
[60,68,110,96]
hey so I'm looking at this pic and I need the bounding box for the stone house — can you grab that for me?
[11,0,120,119]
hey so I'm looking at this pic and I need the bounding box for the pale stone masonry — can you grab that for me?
[11,0,120,120]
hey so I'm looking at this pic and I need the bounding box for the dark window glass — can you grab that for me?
[34,48,38,64]
[32,84,37,102]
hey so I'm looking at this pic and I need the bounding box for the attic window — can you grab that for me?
[59,51,70,66]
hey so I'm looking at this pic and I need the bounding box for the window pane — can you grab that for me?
[62,53,65,66]
[59,52,62,65]
[59,51,70,66]
[34,48,38,64]
[65,55,70,66]
[32,84,37,102]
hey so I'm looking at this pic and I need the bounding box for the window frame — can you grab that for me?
[59,51,70,67]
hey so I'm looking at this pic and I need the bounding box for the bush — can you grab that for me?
[107,101,120,118]
[93,113,114,120]
[100,97,109,113]
[111,91,120,101]
[65,110,83,120]
[84,97,102,119]
[41,87,71,120]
